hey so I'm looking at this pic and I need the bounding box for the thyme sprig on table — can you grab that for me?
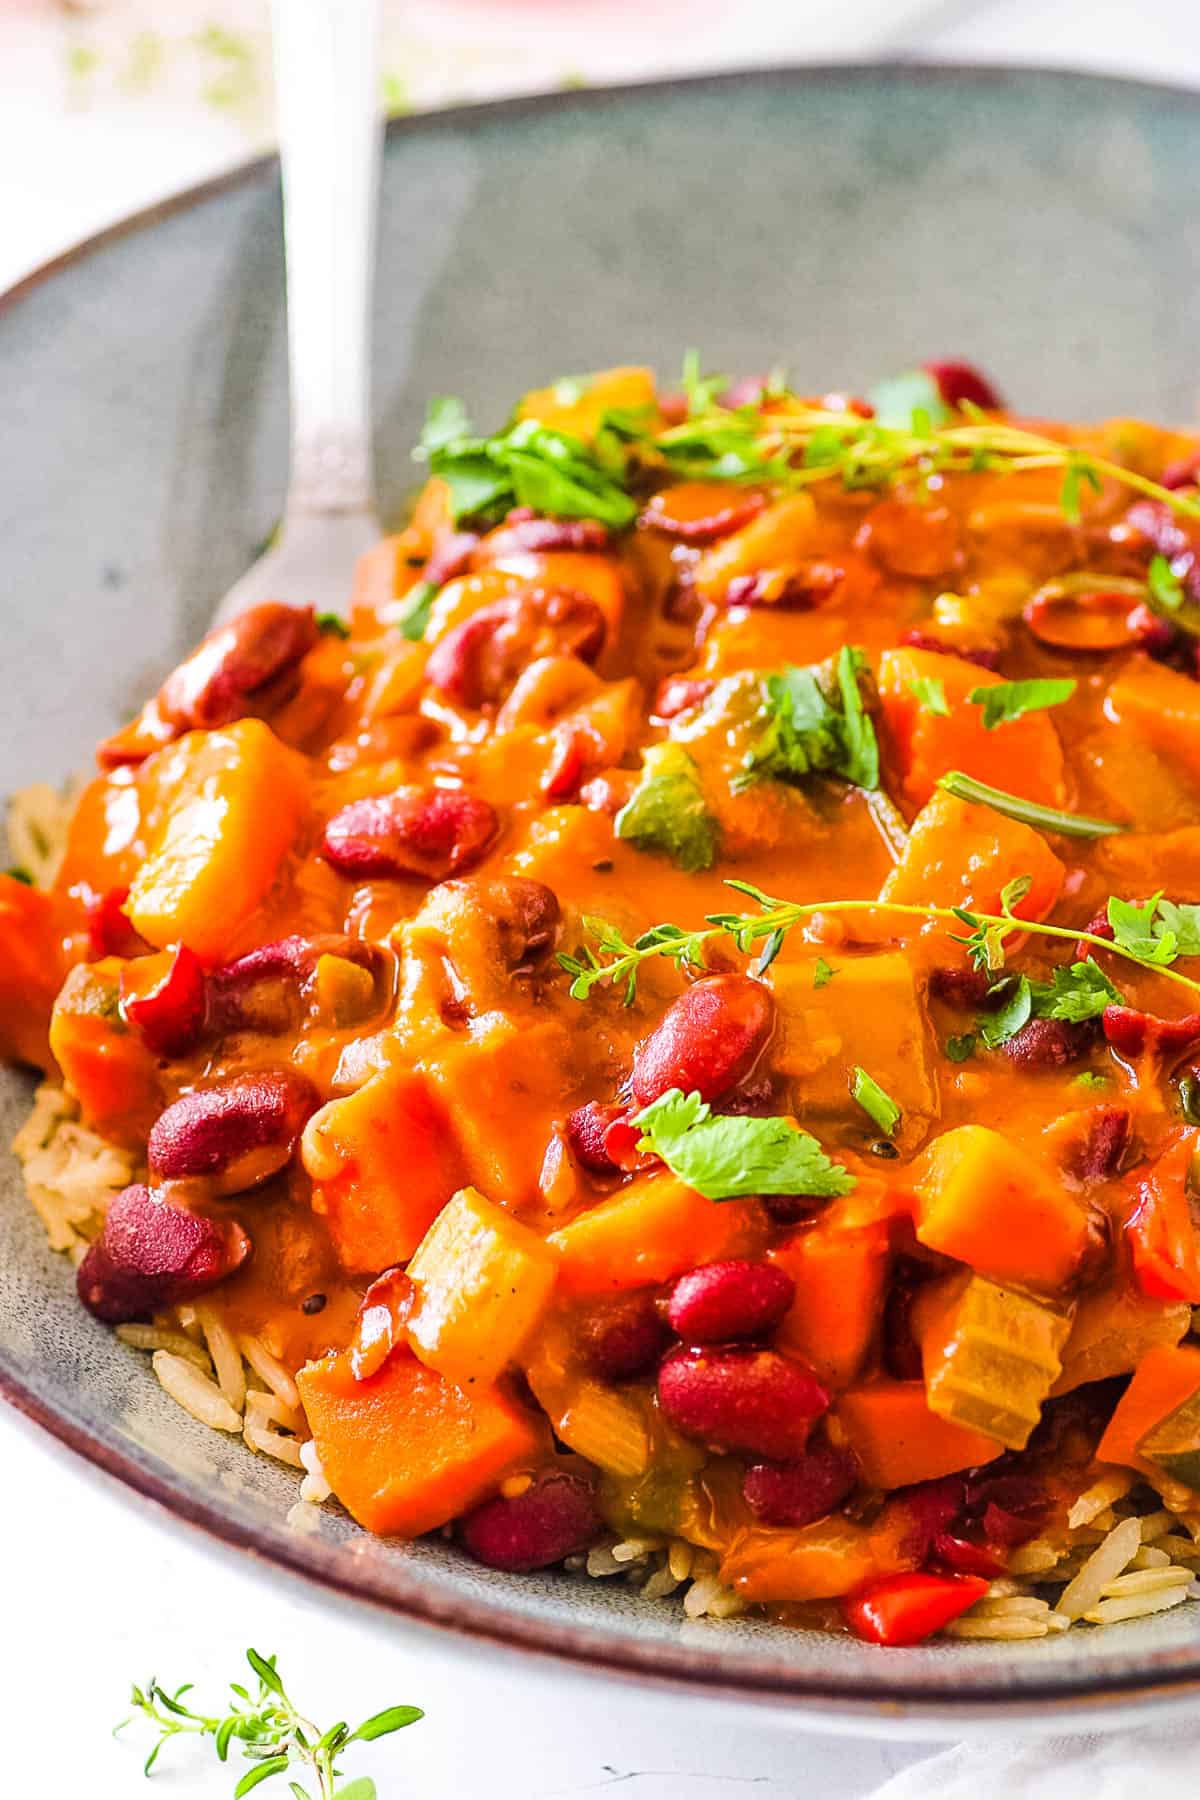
[118,1649,422,1798]
[557,880,1200,1010]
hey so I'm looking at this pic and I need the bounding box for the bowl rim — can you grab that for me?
[6,57,1200,1724]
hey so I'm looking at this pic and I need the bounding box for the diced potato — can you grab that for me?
[768,952,936,1145]
[916,1270,1074,1450]
[405,1186,559,1389]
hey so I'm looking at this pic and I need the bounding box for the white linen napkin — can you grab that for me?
[869,1726,1200,1799]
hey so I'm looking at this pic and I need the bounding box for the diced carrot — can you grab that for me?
[1097,1343,1200,1475]
[720,1505,914,1604]
[878,646,1065,809]
[879,791,1065,926]
[297,1346,542,1537]
[1106,656,1200,789]
[770,1208,891,1390]
[913,1124,1090,1292]
[405,1186,560,1389]
[547,1173,759,1295]
[516,365,656,439]
[303,1065,468,1273]
[48,961,161,1145]
[835,1381,1003,1489]
[692,493,820,603]
[0,876,76,1071]
[126,721,309,962]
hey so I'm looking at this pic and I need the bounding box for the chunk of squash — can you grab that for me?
[835,1380,1003,1489]
[769,1207,891,1390]
[405,1186,559,1389]
[913,1125,1091,1293]
[297,1346,542,1537]
[546,1172,757,1295]
[48,960,161,1145]
[879,791,1065,927]
[127,720,309,962]
[1097,1342,1200,1484]
[0,876,75,1072]
[1106,656,1200,790]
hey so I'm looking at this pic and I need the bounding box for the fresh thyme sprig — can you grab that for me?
[639,400,1200,524]
[117,1649,422,1798]
[557,881,1200,1008]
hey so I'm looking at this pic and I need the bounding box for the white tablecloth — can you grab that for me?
[2,2,1197,1793]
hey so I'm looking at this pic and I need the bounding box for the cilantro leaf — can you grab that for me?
[615,743,718,873]
[1148,553,1185,615]
[909,674,949,716]
[978,975,1034,1048]
[1157,900,1200,958]
[867,369,951,430]
[967,677,1077,730]
[850,1066,901,1137]
[1074,1070,1110,1091]
[1106,892,1177,965]
[632,1088,855,1201]
[1028,960,1122,1022]
[944,1032,976,1063]
[737,647,880,793]
[416,402,637,530]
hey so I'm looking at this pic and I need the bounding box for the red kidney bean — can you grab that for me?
[322,788,498,882]
[630,975,774,1107]
[666,1259,795,1343]
[423,529,480,587]
[208,933,381,1034]
[639,489,766,545]
[725,563,844,610]
[119,945,207,1058]
[896,1475,967,1562]
[927,964,1000,1009]
[351,1266,413,1380]
[85,885,148,960]
[897,630,999,671]
[657,1345,829,1458]
[542,723,603,802]
[566,1100,629,1176]
[459,1468,601,1572]
[882,1279,926,1383]
[426,591,607,710]
[1002,1016,1097,1068]
[1064,1105,1132,1181]
[930,1533,1004,1578]
[653,676,713,721]
[577,1291,672,1382]
[76,1182,250,1324]
[148,1070,319,1194]
[1163,450,1200,492]
[1104,1004,1200,1060]
[482,516,611,558]
[158,602,318,731]
[761,1193,833,1226]
[485,876,561,967]
[922,359,1004,412]
[742,1440,859,1527]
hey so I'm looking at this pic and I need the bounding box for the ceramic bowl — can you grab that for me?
[3,64,1200,1731]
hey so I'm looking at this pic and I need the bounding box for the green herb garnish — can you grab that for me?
[945,1033,977,1063]
[867,368,951,431]
[392,580,437,643]
[416,398,636,530]
[938,769,1124,839]
[850,1066,901,1136]
[909,674,950,716]
[978,960,1121,1049]
[813,957,836,989]
[1074,1070,1111,1090]
[1148,554,1185,615]
[118,1649,421,1797]
[6,866,33,886]
[632,1087,855,1201]
[736,647,879,792]
[614,743,718,873]
[966,678,1077,730]
[314,612,351,640]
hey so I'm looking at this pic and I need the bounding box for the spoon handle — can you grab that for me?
[271,0,382,518]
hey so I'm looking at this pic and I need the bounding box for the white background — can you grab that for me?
[2,1,1198,1794]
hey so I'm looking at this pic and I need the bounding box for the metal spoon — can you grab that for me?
[213,0,382,625]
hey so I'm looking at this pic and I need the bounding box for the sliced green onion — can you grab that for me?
[850,1065,901,1137]
[938,769,1125,839]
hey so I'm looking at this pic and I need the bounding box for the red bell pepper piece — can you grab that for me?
[843,1572,989,1646]
[119,944,207,1058]
[1127,1130,1200,1304]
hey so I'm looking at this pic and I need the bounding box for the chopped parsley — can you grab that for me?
[314,611,350,639]
[1108,892,1200,964]
[1075,1070,1111,1091]
[615,743,718,873]
[867,368,951,432]
[945,1032,977,1063]
[1148,554,1186,616]
[632,1087,855,1201]
[850,1066,901,1137]
[415,397,637,530]
[813,957,836,989]
[392,580,437,643]
[977,961,1122,1048]
[5,866,33,886]
[967,677,1077,730]
[737,647,880,793]
[909,674,950,717]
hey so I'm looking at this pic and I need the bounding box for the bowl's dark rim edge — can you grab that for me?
[5,57,1200,1718]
